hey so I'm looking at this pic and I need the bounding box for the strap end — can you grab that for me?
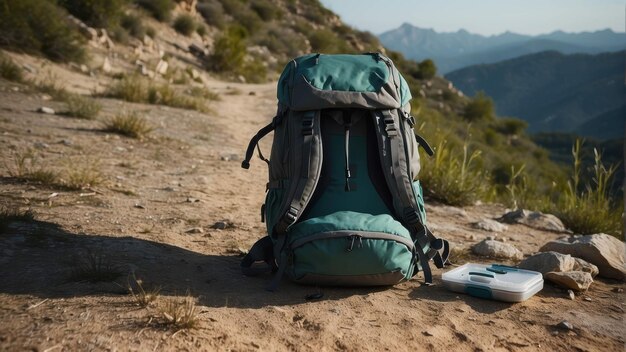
[241,160,250,169]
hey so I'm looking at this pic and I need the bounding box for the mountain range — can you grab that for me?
[379,24,626,73]
[445,50,625,139]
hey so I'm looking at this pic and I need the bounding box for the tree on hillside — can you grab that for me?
[417,59,437,79]
[464,91,495,121]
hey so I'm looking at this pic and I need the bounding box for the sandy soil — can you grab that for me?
[0,55,624,352]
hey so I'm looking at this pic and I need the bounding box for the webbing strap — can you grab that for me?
[240,236,275,276]
[242,115,279,169]
[274,111,322,234]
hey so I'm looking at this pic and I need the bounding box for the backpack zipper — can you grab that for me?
[290,231,414,251]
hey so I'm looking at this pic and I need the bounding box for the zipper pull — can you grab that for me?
[346,235,362,252]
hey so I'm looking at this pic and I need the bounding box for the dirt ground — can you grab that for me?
[0,57,624,352]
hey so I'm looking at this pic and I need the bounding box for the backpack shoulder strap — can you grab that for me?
[273,110,323,234]
[371,109,449,284]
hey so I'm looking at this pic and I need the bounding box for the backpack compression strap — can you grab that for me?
[372,109,449,284]
[240,236,276,276]
[241,115,281,170]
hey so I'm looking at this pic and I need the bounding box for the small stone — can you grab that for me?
[185,227,204,234]
[186,197,200,203]
[22,64,37,74]
[114,146,127,152]
[555,321,573,330]
[472,239,523,260]
[248,91,256,96]
[551,331,559,336]
[134,204,145,209]
[583,297,592,302]
[473,219,509,233]
[612,287,623,293]
[37,107,55,114]
[163,187,177,192]
[102,57,112,73]
[422,330,434,337]
[33,142,49,149]
[499,209,566,232]
[41,94,52,101]
[60,139,73,146]
[572,257,599,278]
[212,221,227,230]
[155,60,168,75]
[567,290,575,300]
[545,271,593,291]
[80,64,89,73]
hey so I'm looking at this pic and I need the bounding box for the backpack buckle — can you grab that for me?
[383,115,397,137]
[302,116,314,135]
[403,208,421,225]
[285,206,298,224]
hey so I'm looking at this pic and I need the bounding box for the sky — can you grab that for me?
[319,0,625,36]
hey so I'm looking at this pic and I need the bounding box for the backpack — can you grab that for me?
[240,53,449,291]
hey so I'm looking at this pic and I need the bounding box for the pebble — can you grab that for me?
[556,321,573,330]
[34,142,49,149]
[612,287,623,293]
[134,204,145,209]
[37,107,55,114]
[212,221,227,230]
[583,297,592,302]
[567,290,575,300]
[185,227,204,234]
[186,197,200,203]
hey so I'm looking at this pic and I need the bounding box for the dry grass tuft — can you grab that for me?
[104,111,153,139]
[128,273,161,307]
[63,94,102,119]
[63,160,103,190]
[69,249,122,283]
[159,294,200,330]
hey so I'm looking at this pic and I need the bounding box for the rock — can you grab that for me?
[22,64,37,74]
[185,227,204,234]
[212,221,227,230]
[189,44,209,57]
[102,57,112,73]
[612,287,623,293]
[155,60,168,75]
[186,197,200,203]
[473,219,508,233]
[33,142,49,149]
[545,271,593,291]
[572,257,599,278]
[583,297,592,302]
[567,289,575,300]
[189,69,200,80]
[518,251,575,274]
[555,321,573,330]
[499,209,566,232]
[134,204,145,209]
[37,107,55,114]
[438,206,468,219]
[540,234,626,280]
[80,64,89,73]
[472,239,523,260]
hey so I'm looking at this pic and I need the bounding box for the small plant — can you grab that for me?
[34,72,70,101]
[63,160,103,190]
[136,0,175,21]
[196,24,207,37]
[416,59,437,80]
[120,13,146,38]
[127,273,160,307]
[70,249,122,283]
[420,139,490,206]
[208,25,247,72]
[554,140,622,237]
[187,86,220,101]
[173,14,196,36]
[104,111,153,138]
[159,294,200,330]
[0,54,23,82]
[464,92,495,121]
[106,75,149,102]
[63,94,102,119]
[197,2,226,29]
[4,149,59,186]
[59,0,127,29]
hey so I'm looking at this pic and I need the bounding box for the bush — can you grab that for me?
[59,0,128,28]
[121,14,146,38]
[239,59,267,83]
[464,92,495,121]
[135,0,174,21]
[208,25,247,72]
[0,0,86,63]
[197,2,226,29]
[250,0,282,21]
[416,59,437,80]
[419,140,491,206]
[63,94,102,119]
[309,29,347,53]
[0,54,23,82]
[173,14,196,36]
[104,111,153,138]
[196,25,207,37]
[496,118,528,136]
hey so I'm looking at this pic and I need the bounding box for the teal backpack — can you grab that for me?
[241,53,449,290]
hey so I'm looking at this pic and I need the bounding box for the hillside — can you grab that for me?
[379,24,626,73]
[445,51,625,138]
[0,1,624,350]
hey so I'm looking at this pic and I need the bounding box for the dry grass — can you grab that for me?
[4,149,59,186]
[187,86,220,101]
[0,54,23,82]
[104,111,153,139]
[159,294,200,330]
[69,249,122,283]
[63,94,102,120]
[63,160,103,190]
[33,72,69,100]
[127,273,161,307]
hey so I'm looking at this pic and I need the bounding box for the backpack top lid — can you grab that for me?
[277,53,412,111]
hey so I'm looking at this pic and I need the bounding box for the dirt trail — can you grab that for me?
[0,71,624,352]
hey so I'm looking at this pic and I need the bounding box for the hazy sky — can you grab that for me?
[319,0,625,36]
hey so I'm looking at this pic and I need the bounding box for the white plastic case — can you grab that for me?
[441,263,543,302]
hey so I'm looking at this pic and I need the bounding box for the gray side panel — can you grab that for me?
[294,271,405,286]
[290,75,401,111]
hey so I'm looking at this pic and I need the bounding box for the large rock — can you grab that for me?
[545,271,593,291]
[518,251,575,274]
[472,239,523,260]
[540,234,626,280]
[473,219,508,233]
[499,209,566,232]
[572,257,599,278]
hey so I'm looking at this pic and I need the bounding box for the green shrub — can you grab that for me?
[464,92,495,121]
[309,29,347,53]
[136,0,174,21]
[197,2,226,29]
[59,0,128,28]
[416,59,437,80]
[208,25,247,72]
[239,59,267,83]
[0,0,86,63]
[145,26,157,38]
[496,117,527,136]
[419,139,491,206]
[250,0,282,21]
[255,25,307,58]
[0,54,23,82]
[121,14,146,38]
[173,14,196,36]
[553,140,622,237]
[196,24,207,37]
[63,94,102,119]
